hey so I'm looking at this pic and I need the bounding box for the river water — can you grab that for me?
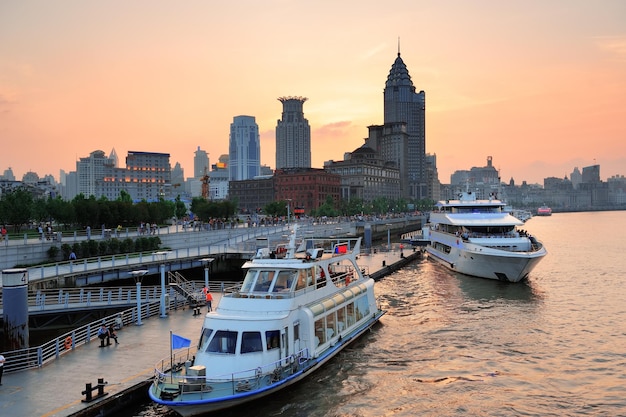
[129,211,626,417]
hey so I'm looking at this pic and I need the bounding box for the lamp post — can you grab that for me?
[154,251,171,318]
[286,199,292,224]
[386,223,392,252]
[129,270,148,325]
[200,257,215,291]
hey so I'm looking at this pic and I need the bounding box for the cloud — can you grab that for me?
[594,36,626,62]
[0,93,15,115]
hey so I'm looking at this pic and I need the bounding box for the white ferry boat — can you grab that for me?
[149,227,385,416]
[426,191,547,282]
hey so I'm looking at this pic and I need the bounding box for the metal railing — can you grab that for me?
[1,302,160,374]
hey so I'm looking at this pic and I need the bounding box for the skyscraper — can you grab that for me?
[229,115,260,181]
[194,146,209,179]
[377,51,427,199]
[275,97,311,169]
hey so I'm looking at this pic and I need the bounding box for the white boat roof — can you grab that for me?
[437,213,524,226]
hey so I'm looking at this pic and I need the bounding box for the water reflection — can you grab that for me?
[451,271,541,302]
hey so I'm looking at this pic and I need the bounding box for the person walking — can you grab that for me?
[0,352,5,385]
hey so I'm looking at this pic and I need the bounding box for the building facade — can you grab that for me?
[275,97,311,169]
[229,115,260,181]
[76,150,115,198]
[324,145,400,203]
[228,176,275,213]
[274,168,341,213]
[193,146,209,179]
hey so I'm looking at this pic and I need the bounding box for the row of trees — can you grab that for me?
[0,188,243,233]
[263,196,435,218]
[44,236,163,262]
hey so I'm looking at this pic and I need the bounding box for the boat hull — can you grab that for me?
[426,233,546,282]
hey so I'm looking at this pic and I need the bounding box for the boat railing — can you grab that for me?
[154,347,312,397]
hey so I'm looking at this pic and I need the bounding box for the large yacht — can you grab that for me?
[426,191,547,282]
[149,226,385,416]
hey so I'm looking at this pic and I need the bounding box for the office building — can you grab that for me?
[229,115,261,181]
[194,146,209,179]
[276,97,311,169]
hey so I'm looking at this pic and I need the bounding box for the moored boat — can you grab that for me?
[536,205,552,216]
[426,191,547,282]
[148,226,385,416]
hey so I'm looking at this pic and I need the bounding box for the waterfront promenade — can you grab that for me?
[0,248,419,417]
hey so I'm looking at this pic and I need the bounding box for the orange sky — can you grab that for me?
[1,1,625,186]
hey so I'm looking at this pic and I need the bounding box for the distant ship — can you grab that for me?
[536,205,552,216]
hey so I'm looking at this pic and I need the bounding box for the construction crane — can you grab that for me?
[201,167,210,200]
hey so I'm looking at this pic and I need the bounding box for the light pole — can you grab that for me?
[154,251,171,318]
[286,199,292,224]
[129,270,148,325]
[200,257,215,291]
[386,223,392,252]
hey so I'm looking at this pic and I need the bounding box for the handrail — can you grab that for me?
[1,302,161,374]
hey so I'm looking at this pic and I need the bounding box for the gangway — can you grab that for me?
[168,271,204,305]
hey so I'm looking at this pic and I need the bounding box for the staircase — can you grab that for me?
[168,271,205,305]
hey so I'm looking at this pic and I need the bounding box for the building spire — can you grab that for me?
[397,37,401,56]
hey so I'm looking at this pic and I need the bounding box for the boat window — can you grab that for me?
[253,271,274,292]
[240,332,263,354]
[337,307,346,334]
[293,321,300,342]
[355,296,370,321]
[265,330,280,350]
[199,328,213,350]
[315,317,326,344]
[272,270,296,292]
[240,270,257,293]
[207,330,237,354]
[346,303,355,326]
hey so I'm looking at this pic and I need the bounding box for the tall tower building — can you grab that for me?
[229,115,261,181]
[194,146,209,179]
[382,51,427,199]
[276,96,311,169]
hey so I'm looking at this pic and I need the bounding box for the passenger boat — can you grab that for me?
[148,226,385,416]
[536,205,552,216]
[426,191,547,282]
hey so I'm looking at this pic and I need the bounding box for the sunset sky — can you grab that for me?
[1,1,625,186]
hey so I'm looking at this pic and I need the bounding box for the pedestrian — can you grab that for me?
[205,291,213,312]
[1,225,7,242]
[97,324,110,347]
[69,251,77,261]
[0,352,5,385]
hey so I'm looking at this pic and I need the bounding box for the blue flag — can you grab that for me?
[172,333,191,349]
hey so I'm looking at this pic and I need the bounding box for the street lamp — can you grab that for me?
[129,270,148,325]
[386,223,392,252]
[286,199,292,224]
[200,257,215,291]
[154,251,171,318]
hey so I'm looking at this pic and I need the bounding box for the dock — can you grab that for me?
[0,248,421,417]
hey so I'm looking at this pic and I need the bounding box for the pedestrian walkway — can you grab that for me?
[0,300,216,417]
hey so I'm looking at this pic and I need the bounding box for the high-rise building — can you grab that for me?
[229,115,260,181]
[194,146,209,179]
[367,51,428,199]
[76,150,114,197]
[275,97,311,169]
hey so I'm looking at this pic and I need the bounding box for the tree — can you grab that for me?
[0,188,34,232]
[174,195,187,219]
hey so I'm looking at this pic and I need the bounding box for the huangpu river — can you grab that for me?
[128,210,626,417]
